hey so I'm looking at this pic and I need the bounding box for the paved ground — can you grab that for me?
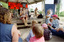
[60,17,64,22]
[19,28,64,42]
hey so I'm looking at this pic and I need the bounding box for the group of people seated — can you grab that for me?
[13,7,37,26]
[0,5,64,42]
[26,20,52,42]
[12,7,28,26]
[19,7,41,26]
[0,7,49,42]
[45,10,64,38]
[0,6,52,42]
[13,7,42,26]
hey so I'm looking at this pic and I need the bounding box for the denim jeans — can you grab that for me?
[51,29,64,39]
[19,37,23,42]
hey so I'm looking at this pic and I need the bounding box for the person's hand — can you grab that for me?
[18,33,21,37]
[18,30,21,37]
[20,13,22,16]
[56,29,59,32]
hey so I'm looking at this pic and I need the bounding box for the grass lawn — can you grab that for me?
[0,1,8,9]
[59,11,64,17]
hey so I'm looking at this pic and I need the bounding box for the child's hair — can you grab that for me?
[47,10,50,14]
[57,17,60,20]
[32,24,44,38]
[32,20,38,26]
[50,18,53,22]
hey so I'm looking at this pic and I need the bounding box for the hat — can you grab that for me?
[42,23,48,28]
[52,14,58,18]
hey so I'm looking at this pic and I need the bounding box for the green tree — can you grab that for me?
[0,1,8,9]
[56,0,61,17]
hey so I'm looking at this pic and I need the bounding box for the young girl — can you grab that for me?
[26,20,38,42]
[49,18,64,32]
[45,15,50,24]
[51,14,64,38]
[49,18,53,26]
[29,24,45,42]
[42,23,52,40]
[52,14,59,29]
[47,10,52,18]
[48,18,54,30]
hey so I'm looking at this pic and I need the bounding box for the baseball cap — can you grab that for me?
[52,14,58,18]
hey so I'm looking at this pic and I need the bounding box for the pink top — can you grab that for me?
[29,36,45,42]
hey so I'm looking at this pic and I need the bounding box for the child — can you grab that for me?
[26,20,38,42]
[45,15,50,24]
[50,15,64,37]
[47,10,52,18]
[49,18,64,32]
[56,17,64,32]
[52,14,59,29]
[48,18,54,30]
[32,20,38,26]
[42,23,52,40]
[49,18,53,26]
[29,24,45,42]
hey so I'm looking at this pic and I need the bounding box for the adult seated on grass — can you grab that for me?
[48,14,64,38]
[0,7,22,42]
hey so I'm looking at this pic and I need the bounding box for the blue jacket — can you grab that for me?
[26,30,34,42]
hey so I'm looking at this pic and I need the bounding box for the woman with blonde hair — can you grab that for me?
[0,7,22,42]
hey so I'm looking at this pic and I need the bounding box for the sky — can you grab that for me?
[45,0,54,4]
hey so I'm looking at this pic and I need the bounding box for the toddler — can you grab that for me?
[29,24,45,42]
[42,23,52,40]
[45,15,50,24]
[26,20,38,42]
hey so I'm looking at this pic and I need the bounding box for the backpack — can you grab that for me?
[44,29,51,40]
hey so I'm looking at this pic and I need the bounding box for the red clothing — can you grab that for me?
[29,36,45,42]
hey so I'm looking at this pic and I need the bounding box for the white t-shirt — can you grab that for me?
[47,14,52,18]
